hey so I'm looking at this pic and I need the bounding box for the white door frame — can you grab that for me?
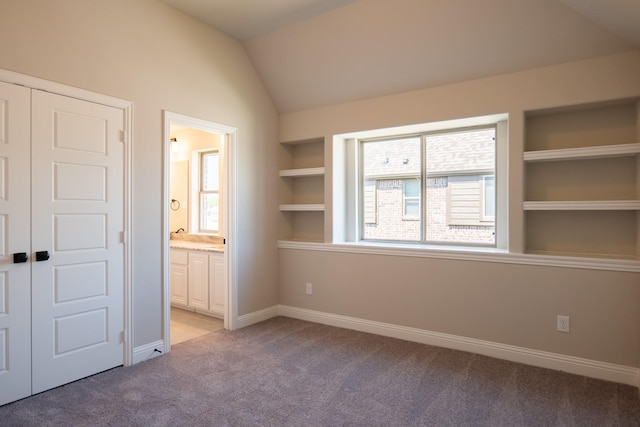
[0,68,134,366]
[162,111,238,352]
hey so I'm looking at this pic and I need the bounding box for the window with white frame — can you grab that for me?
[199,150,220,233]
[360,126,496,245]
[403,179,420,219]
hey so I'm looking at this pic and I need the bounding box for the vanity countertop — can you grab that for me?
[169,240,224,253]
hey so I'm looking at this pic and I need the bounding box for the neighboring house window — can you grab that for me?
[403,179,420,219]
[361,127,495,245]
[199,151,219,233]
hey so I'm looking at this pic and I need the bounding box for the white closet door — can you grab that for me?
[30,90,125,394]
[0,82,32,406]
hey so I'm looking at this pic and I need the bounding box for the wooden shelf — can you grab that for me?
[279,167,325,177]
[524,143,640,162]
[523,200,640,211]
[279,137,325,242]
[279,204,325,212]
[523,99,640,260]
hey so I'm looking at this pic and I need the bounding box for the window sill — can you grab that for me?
[277,240,640,273]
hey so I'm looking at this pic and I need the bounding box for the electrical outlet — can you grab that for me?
[557,315,570,333]
[305,283,312,295]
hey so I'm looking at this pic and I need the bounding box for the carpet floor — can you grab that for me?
[1,316,639,426]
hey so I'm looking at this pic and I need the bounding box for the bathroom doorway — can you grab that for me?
[162,111,238,352]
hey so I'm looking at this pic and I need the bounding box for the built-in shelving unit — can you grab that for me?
[279,137,325,242]
[523,99,640,260]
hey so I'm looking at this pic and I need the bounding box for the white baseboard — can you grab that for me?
[236,305,279,329]
[277,305,640,387]
[132,340,165,365]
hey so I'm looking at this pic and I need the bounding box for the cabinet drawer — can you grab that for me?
[170,249,188,265]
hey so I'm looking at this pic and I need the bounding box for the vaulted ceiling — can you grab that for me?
[159,0,640,113]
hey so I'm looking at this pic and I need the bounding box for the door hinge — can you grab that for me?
[120,231,126,243]
[119,330,125,344]
[119,130,125,143]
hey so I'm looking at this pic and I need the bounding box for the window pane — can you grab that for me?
[404,180,419,197]
[200,193,219,232]
[425,129,495,174]
[425,128,495,245]
[202,152,219,191]
[404,198,420,217]
[362,137,421,241]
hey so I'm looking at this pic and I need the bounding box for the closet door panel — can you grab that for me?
[0,82,31,406]
[30,90,125,394]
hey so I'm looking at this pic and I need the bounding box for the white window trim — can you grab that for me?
[190,149,220,235]
[198,150,220,234]
[358,125,498,246]
[277,240,640,273]
[334,113,508,251]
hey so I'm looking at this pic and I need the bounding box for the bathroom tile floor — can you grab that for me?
[170,307,224,346]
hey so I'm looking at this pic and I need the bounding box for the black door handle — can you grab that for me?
[35,251,50,261]
[13,252,28,263]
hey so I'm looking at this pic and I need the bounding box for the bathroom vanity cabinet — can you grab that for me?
[170,248,224,318]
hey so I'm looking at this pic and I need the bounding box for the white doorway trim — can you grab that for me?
[0,68,134,367]
[162,111,238,353]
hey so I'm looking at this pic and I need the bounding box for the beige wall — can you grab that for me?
[278,51,640,367]
[0,0,280,346]
[279,249,640,366]
[280,51,640,140]
[170,128,221,163]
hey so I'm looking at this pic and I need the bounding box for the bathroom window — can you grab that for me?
[199,151,219,233]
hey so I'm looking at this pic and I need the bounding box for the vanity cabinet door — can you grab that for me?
[209,253,225,316]
[170,265,189,306]
[188,252,209,311]
[170,250,189,307]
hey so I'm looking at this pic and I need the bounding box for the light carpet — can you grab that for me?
[1,316,639,426]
